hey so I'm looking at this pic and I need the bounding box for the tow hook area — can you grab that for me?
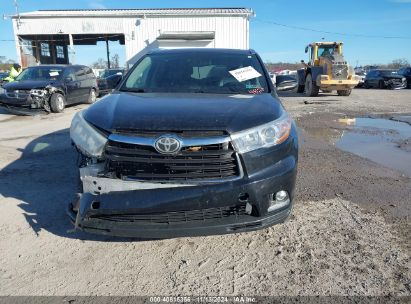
[67,193,81,225]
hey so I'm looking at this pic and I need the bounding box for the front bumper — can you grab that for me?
[0,93,48,113]
[69,154,297,238]
[0,102,46,115]
[384,80,407,90]
[317,79,359,90]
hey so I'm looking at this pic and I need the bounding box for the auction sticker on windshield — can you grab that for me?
[229,66,262,82]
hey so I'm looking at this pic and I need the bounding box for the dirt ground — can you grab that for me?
[0,89,410,297]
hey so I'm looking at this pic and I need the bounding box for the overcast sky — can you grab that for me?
[1,0,411,67]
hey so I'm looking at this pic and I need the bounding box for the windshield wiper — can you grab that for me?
[120,88,146,93]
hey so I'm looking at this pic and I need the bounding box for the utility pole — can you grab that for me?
[13,0,21,29]
[106,37,111,69]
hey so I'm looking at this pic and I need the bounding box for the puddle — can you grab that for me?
[336,118,411,177]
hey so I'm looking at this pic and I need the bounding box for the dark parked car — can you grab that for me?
[69,48,298,238]
[97,69,124,96]
[364,69,406,90]
[398,67,411,88]
[97,69,124,95]
[0,72,9,85]
[275,74,298,91]
[0,65,98,113]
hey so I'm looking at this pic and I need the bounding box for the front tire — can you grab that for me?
[87,88,97,104]
[337,89,352,96]
[50,93,65,113]
[304,74,319,97]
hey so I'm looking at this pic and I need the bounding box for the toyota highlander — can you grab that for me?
[69,48,298,238]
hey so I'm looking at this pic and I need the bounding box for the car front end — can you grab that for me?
[383,76,407,90]
[0,66,65,113]
[68,49,298,238]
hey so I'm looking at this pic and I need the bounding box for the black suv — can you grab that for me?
[364,69,406,89]
[0,65,98,113]
[69,49,298,238]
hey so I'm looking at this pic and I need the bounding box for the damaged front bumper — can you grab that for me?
[384,79,407,90]
[68,155,297,238]
[0,87,55,113]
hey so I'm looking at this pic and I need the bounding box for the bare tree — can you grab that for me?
[91,58,107,69]
[388,58,410,69]
[111,54,120,68]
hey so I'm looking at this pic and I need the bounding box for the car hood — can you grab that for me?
[3,80,60,90]
[84,92,284,134]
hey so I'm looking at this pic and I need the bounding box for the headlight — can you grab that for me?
[230,113,292,154]
[70,111,107,158]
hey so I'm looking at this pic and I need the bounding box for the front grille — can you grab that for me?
[114,129,227,138]
[5,89,30,99]
[332,64,348,80]
[104,139,240,181]
[90,204,247,224]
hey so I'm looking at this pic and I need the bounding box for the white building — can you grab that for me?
[11,8,254,67]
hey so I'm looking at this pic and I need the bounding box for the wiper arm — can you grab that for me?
[120,88,146,93]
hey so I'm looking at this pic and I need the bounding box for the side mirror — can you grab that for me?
[106,74,123,90]
[305,46,309,53]
[301,60,305,63]
[114,75,122,86]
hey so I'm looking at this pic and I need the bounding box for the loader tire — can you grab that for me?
[304,74,319,97]
[337,89,352,96]
[295,84,305,93]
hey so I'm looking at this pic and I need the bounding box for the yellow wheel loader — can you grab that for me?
[296,42,359,97]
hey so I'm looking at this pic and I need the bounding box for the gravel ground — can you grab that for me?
[0,89,410,296]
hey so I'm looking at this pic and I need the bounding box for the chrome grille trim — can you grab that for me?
[109,133,231,148]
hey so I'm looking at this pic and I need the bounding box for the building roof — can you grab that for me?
[16,8,254,18]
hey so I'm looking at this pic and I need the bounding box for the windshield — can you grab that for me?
[317,45,338,58]
[15,67,64,81]
[121,52,269,94]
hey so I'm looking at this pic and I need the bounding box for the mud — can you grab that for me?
[336,118,411,177]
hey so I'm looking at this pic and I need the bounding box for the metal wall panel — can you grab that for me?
[16,17,127,35]
[125,16,248,63]
[14,13,249,65]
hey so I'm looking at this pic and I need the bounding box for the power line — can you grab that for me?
[253,19,411,40]
[1,20,410,42]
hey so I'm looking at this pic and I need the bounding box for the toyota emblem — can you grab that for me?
[154,136,181,154]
